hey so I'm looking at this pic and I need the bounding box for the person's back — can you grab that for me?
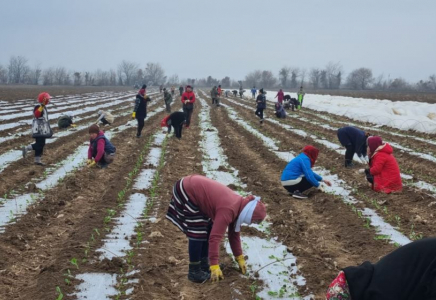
[58,114,73,129]
[370,143,402,193]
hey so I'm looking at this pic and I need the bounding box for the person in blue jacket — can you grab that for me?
[281,145,332,199]
[251,86,257,99]
[337,126,370,168]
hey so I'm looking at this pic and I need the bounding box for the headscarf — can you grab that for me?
[235,197,266,232]
[302,145,319,167]
[325,271,351,300]
[367,136,383,156]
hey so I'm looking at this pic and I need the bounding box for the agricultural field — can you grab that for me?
[0,87,436,300]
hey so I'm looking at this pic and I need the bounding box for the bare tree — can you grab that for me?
[42,68,55,85]
[346,67,373,90]
[53,67,68,85]
[429,74,436,90]
[299,68,307,86]
[325,62,342,89]
[109,69,117,86]
[144,62,165,85]
[118,60,139,86]
[245,70,262,87]
[8,56,30,84]
[309,68,321,89]
[30,63,42,85]
[389,78,409,90]
[74,72,82,85]
[167,74,179,85]
[289,67,299,88]
[0,65,8,84]
[260,70,277,88]
[278,67,291,87]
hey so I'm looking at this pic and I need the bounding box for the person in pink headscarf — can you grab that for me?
[275,89,284,104]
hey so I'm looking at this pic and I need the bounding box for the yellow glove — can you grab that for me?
[210,265,224,282]
[132,112,136,119]
[88,160,96,168]
[71,124,77,128]
[86,159,93,165]
[235,255,247,275]
[38,104,45,112]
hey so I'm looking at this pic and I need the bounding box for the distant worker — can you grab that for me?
[96,110,114,126]
[274,102,286,118]
[179,86,184,96]
[275,89,284,104]
[297,86,305,109]
[239,88,245,98]
[87,124,116,168]
[181,85,195,128]
[57,112,77,129]
[171,86,176,96]
[232,90,238,97]
[225,90,229,97]
[161,111,186,139]
[255,88,266,123]
[211,86,219,106]
[251,86,257,99]
[217,85,222,97]
[163,88,173,113]
[159,85,163,93]
[132,84,151,138]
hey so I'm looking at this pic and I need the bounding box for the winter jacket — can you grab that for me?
[211,87,218,98]
[97,111,114,124]
[181,91,196,104]
[183,175,257,265]
[369,143,402,193]
[138,88,146,97]
[33,104,47,119]
[217,87,222,96]
[134,94,151,115]
[163,91,173,105]
[256,94,266,109]
[337,126,367,157]
[343,237,436,300]
[275,90,284,102]
[281,153,323,187]
[58,115,73,128]
[88,131,106,162]
[298,89,305,101]
[251,88,257,94]
[275,103,286,118]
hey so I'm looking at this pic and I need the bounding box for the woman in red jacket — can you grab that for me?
[181,85,195,128]
[364,136,402,193]
[166,175,267,283]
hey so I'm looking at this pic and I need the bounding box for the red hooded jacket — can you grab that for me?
[181,91,196,104]
[160,115,170,127]
[183,175,266,265]
[369,143,402,193]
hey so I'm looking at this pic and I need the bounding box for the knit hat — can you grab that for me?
[38,92,51,104]
[368,136,383,155]
[186,85,192,89]
[303,145,319,167]
[142,84,146,89]
[89,124,100,134]
[259,88,264,94]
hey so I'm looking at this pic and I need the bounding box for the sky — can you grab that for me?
[1,0,435,82]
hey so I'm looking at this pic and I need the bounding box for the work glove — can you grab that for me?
[88,160,97,168]
[235,255,247,275]
[318,184,325,193]
[86,159,93,165]
[132,112,136,119]
[71,124,77,128]
[37,104,45,112]
[210,265,224,282]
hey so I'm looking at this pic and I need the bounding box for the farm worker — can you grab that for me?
[255,88,267,124]
[363,136,402,193]
[181,85,195,128]
[179,86,184,96]
[217,85,222,97]
[239,88,245,98]
[251,86,257,99]
[132,84,151,138]
[166,175,267,283]
[297,86,305,109]
[281,145,332,199]
[87,124,116,168]
[163,88,173,113]
[210,86,219,106]
[232,90,238,97]
[160,111,186,139]
[96,110,114,126]
[275,89,284,104]
[159,85,163,93]
[337,126,369,168]
[57,112,77,129]
[326,237,436,300]
[170,86,175,96]
[225,90,229,97]
[274,102,286,118]
[22,92,51,166]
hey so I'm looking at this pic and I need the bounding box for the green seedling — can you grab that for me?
[364,218,371,229]
[56,286,64,300]
[249,281,258,296]
[394,215,401,227]
[70,258,79,269]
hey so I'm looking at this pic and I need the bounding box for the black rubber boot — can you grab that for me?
[345,160,354,168]
[200,257,210,274]
[188,262,210,283]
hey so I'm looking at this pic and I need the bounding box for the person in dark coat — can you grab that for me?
[57,112,77,129]
[132,85,151,138]
[161,112,186,139]
[274,102,286,118]
[163,88,173,113]
[179,86,184,96]
[255,88,266,123]
[337,126,369,168]
[326,237,436,300]
[232,90,238,97]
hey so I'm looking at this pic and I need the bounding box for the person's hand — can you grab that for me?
[185,100,190,103]
[86,159,93,165]
[88,160,96,168]
[71,124,77,128]
[210,265,224,282]
[323,179,332,187]
[132,112,136,119]
[235,255,247,275]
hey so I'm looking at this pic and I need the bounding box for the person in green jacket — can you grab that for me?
[58,112,77,129]
[297,86,305,109]
[163,88,173,113]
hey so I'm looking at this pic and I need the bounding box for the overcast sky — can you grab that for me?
[1,0,435,82]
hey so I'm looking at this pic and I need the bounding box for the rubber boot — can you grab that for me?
[345,160,354,168]
[200,257,210,274]
[22,145,32,158]
[34,156,45,166]
[188,262,210,283]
